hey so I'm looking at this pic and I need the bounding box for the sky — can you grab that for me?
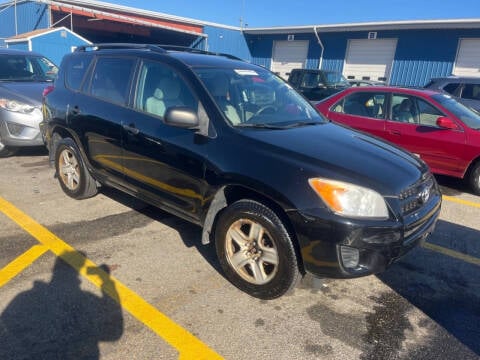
[111,0,480,28]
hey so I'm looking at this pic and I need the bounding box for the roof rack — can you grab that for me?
[157,45,243,61]
[74,43,166,53]
[74,43,243,61]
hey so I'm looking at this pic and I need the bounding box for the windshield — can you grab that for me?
[432,93,480,129]
[0,54,58,82]
[193,66,325,128]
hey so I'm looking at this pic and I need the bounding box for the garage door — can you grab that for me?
[271,40,308,80]
[343,39,397,83]
[453,39,480,76]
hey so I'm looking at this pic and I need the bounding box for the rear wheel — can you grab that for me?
[215,199,301,299]
[468,162,480,195]
[55,138,98,199]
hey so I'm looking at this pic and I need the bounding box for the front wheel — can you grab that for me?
[0,135,17,157]
[215,199,301,299]
[55,138,98,199]
[468,162,480,195]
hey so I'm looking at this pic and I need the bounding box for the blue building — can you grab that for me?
[0,0,250,65]
[243,20,480,86]
[0,0,479,86]
[5,26,91,65]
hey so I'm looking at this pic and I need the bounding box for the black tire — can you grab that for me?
[0,136,17,157]
[215,199,301,299]
[468,162,480,195]
[55,138,98,199]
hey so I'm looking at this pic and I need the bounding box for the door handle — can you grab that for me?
[123,124,140,135]
[389,130,401,135]
[71,105,80,115]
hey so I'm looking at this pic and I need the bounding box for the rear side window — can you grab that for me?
[333,92,386,119]
[461,83,480,100]
[443,82,461,95]
[301,72,321,88]
[89,57,136,105]
[65,55,93,91]
[288,71,301,85]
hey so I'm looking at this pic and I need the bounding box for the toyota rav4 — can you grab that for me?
[42,44,441,299]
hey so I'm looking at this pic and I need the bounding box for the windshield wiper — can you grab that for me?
[236,121,322,129]
[236,123,287,129]
[280,121,322,128]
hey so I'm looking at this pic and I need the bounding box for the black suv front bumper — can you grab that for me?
[288,192,441,278]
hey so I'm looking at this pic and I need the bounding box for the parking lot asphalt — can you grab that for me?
[0,148,479,360]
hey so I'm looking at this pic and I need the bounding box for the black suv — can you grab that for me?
[42,44,441,299]
[424,76,480,112]
[288,68,351,101]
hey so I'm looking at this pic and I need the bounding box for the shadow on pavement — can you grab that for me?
[14,146,49,157]
[435,174,471,196]
[378,220,480,356]
[99,187,221,274]
[0,251,124,359]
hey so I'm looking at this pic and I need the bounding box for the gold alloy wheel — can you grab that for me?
[58,148,80,191]
[224,218,279,285]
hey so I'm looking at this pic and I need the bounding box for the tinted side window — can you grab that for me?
[134,60,197,118]
[443,82,461,95]
[89,57,135,105]
[65,55,93,91]
[461,83,480,100]
[301,72,320,88]
[288,71,300,85]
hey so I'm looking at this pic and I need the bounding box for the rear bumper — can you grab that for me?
[288,194,441,278]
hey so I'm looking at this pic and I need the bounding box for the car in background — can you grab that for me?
[348,79,386,87]
[0,48,57,157]
[316,86,480,194]
[287,68,351,101]
[42,44,440,299]
[424,76,480,112]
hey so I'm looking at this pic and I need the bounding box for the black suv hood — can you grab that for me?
[241,122,427,195]
[0,82,48,106]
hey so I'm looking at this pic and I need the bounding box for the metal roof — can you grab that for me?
[1,1,478,35]
[243,19,480,34]
[44,0,207,37]
[32,0,239,31]
[5,26,92,44]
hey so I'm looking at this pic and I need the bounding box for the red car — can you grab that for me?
[315,86,480,194]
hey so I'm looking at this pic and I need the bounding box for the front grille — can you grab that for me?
[399,173,436,216]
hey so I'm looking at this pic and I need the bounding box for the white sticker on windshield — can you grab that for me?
[234,69,259,76]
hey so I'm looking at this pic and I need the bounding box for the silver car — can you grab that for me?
[0,48,57,157]
[424,76,480,113]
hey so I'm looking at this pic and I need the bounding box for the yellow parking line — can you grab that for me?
[0,244,48,288]
[423,242,480,266]
[443,195,480,208]
[0,196,223,360]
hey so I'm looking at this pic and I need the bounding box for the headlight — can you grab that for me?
[308,178,389,218]
[0,98,36,114]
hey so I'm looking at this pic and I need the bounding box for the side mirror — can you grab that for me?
[164,107,199,129]
[436,116,459,130]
